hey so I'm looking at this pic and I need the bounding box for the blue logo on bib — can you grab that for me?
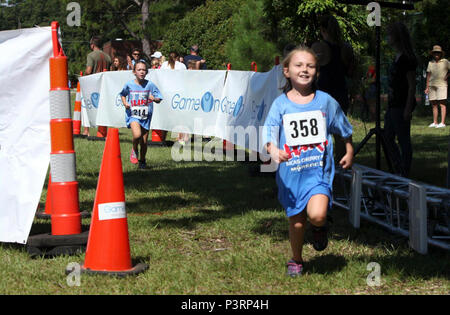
[201,92,214,113]
[91,93,100,108]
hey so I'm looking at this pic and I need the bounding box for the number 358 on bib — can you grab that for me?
[282,110,326,147]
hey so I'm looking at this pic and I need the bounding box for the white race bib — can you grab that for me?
[283,110,326,146]
[131,105,149,119]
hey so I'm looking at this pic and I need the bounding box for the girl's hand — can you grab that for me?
[270,147,290,164]
[124,102,130,109]
[339,153,353,170]
[424,87,429,94]
[149,94,155,102]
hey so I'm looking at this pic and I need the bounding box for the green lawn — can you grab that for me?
[0,104,449,295]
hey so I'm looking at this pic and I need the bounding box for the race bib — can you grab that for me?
[283,110,326,146]
[131,105,149,119]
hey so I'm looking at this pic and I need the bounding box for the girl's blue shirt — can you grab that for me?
[120,79,163,130]
[263,90,353,217]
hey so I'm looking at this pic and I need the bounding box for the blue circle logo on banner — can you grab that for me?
[257,99,265,121]
[233,96,243,117]
[201,92,214,113]
[91,93,100,109]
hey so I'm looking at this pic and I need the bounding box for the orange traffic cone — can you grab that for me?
[148,129,166,146]
[87,125,107,141]
[80,128,148,276]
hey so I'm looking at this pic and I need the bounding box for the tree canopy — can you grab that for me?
[1,0,448,83]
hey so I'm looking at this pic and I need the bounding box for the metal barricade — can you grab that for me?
[333,164,450,254]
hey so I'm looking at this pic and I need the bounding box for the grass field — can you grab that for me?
[0,103,449,295]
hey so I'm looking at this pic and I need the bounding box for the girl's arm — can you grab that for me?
[149,94,161,103]
[265,142,290,164]
[121,95,130,109]
[339,136,354,169]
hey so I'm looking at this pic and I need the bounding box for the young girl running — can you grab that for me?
[263,46,354,277]
[120,61,163,169]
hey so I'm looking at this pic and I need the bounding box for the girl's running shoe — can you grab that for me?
[138,160,147,169]
[130,148,139,164]
[286,259,304,277]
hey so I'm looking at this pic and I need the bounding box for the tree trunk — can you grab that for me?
[141,0,151,60]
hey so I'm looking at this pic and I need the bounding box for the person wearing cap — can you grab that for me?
[183,45,206,70]
[425,45,450,128]
[151,51,163,69]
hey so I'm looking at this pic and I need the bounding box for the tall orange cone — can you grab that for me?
[80,128,148,276]
[72,72,83,137]
[27,22,89,258]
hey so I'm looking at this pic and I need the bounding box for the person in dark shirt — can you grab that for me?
[385,22,417,177]
[311,15,354,162]
[183,45,206,70]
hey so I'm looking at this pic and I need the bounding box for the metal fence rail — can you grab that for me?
[333,164,450,254]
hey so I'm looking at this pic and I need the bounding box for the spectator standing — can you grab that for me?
[128,48,146,70]
[110,56,126,71]
[363,65,377,121]
[311,15,354,161]
[385,22,418,177]
[183,45,206,70]
[83,36,112,136]
[160,52,187,70]
[151,51,163,69]
[425,45,450,128]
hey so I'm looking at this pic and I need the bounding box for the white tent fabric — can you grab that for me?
[0,27,52,244]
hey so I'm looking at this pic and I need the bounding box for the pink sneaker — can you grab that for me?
[130,148,139,164]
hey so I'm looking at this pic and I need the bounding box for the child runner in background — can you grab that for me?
[263,46,354,277]
[120,61,163,169]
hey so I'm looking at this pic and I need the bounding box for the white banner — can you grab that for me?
[79,65,286,152]
[0,27,52,244]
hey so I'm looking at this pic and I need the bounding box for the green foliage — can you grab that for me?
[264,0,369,52]
[162,0,241,70]
[224,0,279,72]
[413,0,450,65]
[0,0,206,80]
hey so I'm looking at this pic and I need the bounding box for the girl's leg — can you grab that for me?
[130,122,142,154]
[288,211,307,263]
[139,126,149,162]
[307,194,329,252]
[306,194,329,227]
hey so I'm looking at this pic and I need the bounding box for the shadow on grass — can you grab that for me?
[251,206,450,279]
[305,254,347,275]
[122,162,278,214]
